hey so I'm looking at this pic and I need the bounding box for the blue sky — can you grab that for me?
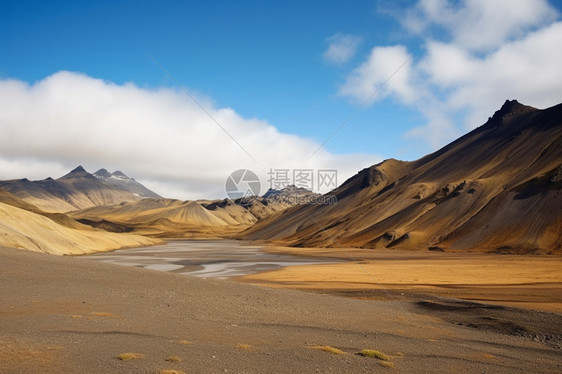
[1,0,562,199]
[0,0,423,156]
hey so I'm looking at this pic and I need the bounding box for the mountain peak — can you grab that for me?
[489,99,537,125]
[94,168,111,178]
[497,99,532,116]
[262,184,317,199]
[57,165,94,180]
[70,165,87,173]
[58,165,95,181]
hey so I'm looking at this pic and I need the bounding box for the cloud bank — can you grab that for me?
[0,72,380,199]
[340,0,562,150]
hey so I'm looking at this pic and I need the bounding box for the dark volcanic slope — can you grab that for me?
[242,100,562,253]
[0,166,161,213]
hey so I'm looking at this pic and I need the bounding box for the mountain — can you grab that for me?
[0,189,160,255]
[241,100,562,254]
[262,184,319,199]
[93,168,161,199]
[68,184,322,237]
[0,166,161,213]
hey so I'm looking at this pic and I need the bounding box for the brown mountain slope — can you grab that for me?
[0,189,91,230]
[0,166,160,213]
[241,100,562,253]
[0,177,82,212]
[68,188,315,237]
[70,198,258,228]
[0,190,160,255]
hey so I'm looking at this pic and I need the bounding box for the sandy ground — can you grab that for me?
[1,246,561,374]
[239,246,562,313]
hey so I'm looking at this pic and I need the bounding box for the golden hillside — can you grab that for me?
[0,190,161,255]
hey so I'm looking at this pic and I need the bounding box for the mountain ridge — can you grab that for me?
[240,100,562,253]
[0,166,161,212]
[68,185,322,237]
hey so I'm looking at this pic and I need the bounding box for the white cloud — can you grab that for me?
[419,41,479,86]
[323,33,362,65]
[338,45,415,104]
[447,21,562,127]
[403,0,557,51]
[0,158,69,181]
[0,71,381,199]
[339,0,562,153]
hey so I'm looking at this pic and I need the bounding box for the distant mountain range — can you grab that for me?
[0,166,161,212]
[242,100,562,254]
[69,184,321,237]
[0,165,320,252]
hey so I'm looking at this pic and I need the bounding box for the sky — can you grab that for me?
[1,0,561,199]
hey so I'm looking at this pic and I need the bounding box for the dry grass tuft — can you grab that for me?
[235,343,252,351]
[356,349,391,360]
[308,345,346,355]
[165,356,182,362]
[116,352,144,361]
[90,311,113,317]
[379,361,395,368]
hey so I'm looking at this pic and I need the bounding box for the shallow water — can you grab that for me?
[85,240,337,279]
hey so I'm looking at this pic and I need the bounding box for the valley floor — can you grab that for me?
[1,246,561,373]
[240,246,562,313]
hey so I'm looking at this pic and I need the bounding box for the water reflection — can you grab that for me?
[85,240,337,279]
